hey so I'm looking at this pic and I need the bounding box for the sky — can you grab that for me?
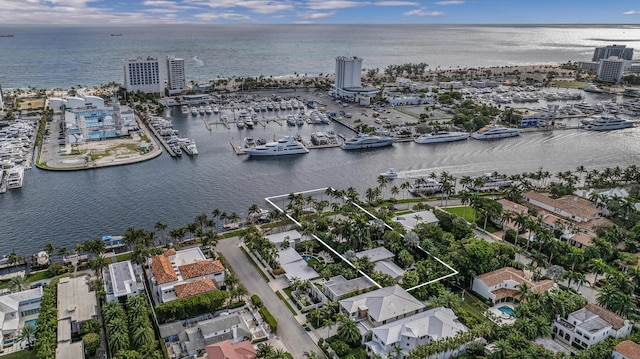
[0,0,639,25]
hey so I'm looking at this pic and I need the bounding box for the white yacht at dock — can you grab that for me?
[583,115,635,131]
[471,125,520,140]
[244,135,309,156]
[7,165,25,189]
[341,133,395,150]
[415,131,469,144]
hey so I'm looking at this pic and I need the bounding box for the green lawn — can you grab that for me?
[115,252,132,262]
[0,350,37,359]
[444,206,476,223]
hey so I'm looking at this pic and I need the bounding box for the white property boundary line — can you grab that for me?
[264,187,459,292]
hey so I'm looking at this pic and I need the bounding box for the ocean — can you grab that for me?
[1,24,640,256]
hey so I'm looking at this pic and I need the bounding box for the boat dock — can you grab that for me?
[203,119,211,131]
[0,171,7,194]
[230,139,247,155]
[145,117,176,157]
[331,116,358,132]
[305,143,341,149]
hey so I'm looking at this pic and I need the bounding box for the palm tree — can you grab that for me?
[18,322,37,350]
[9,275,26,292]
[589,258,609,284]
[337,318,361,344]
[90,254,109,277]
[256,343,275,358]
[323,316,335,338]
[131,326,154,348]
[154,220,168,245]
[303,351,321,359]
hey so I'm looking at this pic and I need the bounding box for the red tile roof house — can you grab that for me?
[612,340,640,359]
[149,247,225,303]
[205,340,256,359]
[472,267,555,304]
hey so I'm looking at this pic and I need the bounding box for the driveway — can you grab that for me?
[217,236,323,358]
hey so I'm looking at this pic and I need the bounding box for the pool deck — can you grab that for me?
[487,303,516,326]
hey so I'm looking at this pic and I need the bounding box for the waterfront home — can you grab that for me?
[159,312,251,357]
[551,303,632,349]
[522,192,602,223]
[392,209,439,230]
[339,285,425,328]
[472,267,555,304]
[264,229,302,249]
[0,287,43,351]
[205,340,256,359]
[612,340,640,359]
[57,276,97,336]
[365,307,471,359]
[149,247,225,304]
[102,260,141,303]
[322,275,377,302]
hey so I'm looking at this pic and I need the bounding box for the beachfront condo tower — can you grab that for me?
[597,57,626,84]
[592,45,633,62]
[124,56,163,94]
[335,56,363,90]
[166,56,186,96]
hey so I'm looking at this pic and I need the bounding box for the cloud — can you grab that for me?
[306,0,366,10]
[404,8,445,16]
[375,1,419,5]
[298,11,337,20]
[192,0,295,14]
[195,11,251,21]
[434,0,464,4]
[623,10,640,15]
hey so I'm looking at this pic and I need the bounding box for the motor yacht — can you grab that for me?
[415,131,469,144]
[244,135,309,156]
[471,125,520,140]
[341,133,395,150]
[584,115,635,131]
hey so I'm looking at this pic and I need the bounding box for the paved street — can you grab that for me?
[217,236,323,358]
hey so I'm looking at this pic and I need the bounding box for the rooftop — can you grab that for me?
[370,307,467,345]
[523,192,601,220]
[324,275,377,298]
[178,260,225,279]
[204,339,256,359]
[475,267,555,294]
[614,340,640,359]
[174,278,217,299]
[57,276,97,324]
[151,255,178,284]
[356,247,395,262]
[340,285,424,323]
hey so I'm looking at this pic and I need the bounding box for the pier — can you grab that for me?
[203,119,211,131]
[0,171,7,194]
[145,116,176,157]
[230,139,247,155]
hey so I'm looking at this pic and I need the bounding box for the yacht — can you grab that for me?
[7,165,24,189]
[471,125,520,140]
[244,117,255,129]
[584,115,635,131]
[583,85,603,94]
[187,140,198,155]
[190,107,198,116]
[244,137,256,148]
[415,131,469,144]
[244,135,309,156]
[466,173,512,192]
[408,179,442,194]
[181,105,189,115]
[286,115,296,126]
[379,168,398,179]
[236,120,245,129]
[204,105,213,114]
[341,133,395,150]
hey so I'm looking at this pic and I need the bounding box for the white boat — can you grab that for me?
[583,85,603,94]
[7,165,24,189]
[181,105,189,115]
[187,140,198,155]
[204,105,212,114]
[244,135,309,156]
[415,131,469,144]
[190,107,198,116]
[471,125,520,140]
[236,120,245,129]
[379,168,398,179]
[584,115,635,131]
[244,137,256,148]
[198,106,206,115]
[408,178,442,194]
[466,173,512,192]
[341,133,395,150]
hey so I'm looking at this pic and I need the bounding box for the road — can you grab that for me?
[217,236,322,358]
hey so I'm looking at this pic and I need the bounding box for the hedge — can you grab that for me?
[35,278,59,359]
[156,290,228,323]
[251,294,263,308]
[259,306,278,333]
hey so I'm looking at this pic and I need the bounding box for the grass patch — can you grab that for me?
[444,206,476,223]
[459,291,491,326]
[239,246,270,283]
[115,252,132,262]
[0,350,37,359]
[25,271,49,283]
[276,290,297,315]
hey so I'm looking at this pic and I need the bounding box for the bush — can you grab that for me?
[329,339,350,356]
[83,332,100,356]
[251,294,263,308]
[156,290,228,323]
[259,306,278,333]
[80,319,100,335]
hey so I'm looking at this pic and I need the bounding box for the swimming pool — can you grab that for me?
[24,319,38,327]
[498,305,515,317]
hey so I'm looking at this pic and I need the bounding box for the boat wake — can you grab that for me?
[192,56,204,66]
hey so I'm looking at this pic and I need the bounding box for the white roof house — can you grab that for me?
[366,307,469,359]
[0,287,43,351]
[339,285,425,327]
[392,210,439,230]
[264,229,302,249]
[103,260,140,302]
[356,247,405,282]
[552,303,632,349]
[322,275,378,302]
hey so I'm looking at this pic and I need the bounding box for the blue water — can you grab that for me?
[499,305,515,317]
[25,319,38,327]
[302,255,313,261]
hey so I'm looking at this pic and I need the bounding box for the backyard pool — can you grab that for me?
[498,305,515,317]
[24,318,38,327]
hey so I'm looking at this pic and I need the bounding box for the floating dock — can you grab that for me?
[230,139,247,155]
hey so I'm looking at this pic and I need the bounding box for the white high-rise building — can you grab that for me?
[335,56,363,90]
[124,56,163,94]
[597,57,627,84]
[166,56,186,95]
[592,45,633,62]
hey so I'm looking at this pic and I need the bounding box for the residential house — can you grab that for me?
[472,267,555,304]
[339,285,425,328]
[365,307,470,359]
[356,247,405,282]
[103,260,140,303]
[612,340,640,359]
[552,303,633,349]
[392,210,439,230]
[57,276,97,336]
[150,247,225,303]
[264,229,302,249]
[159,313,250,357]
[523,192,602,223]
[204,340,256,359]
[322,275,378,302]
[0,287,43,351]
